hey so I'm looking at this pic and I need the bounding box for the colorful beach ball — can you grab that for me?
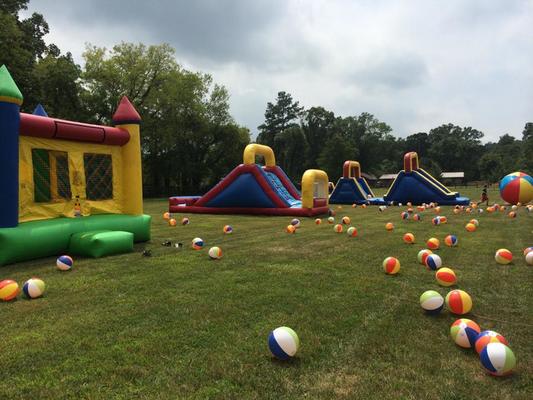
[508,211,517,218]
[56,255,73,271]
[208,246,223,260]
[426,237,440,250]
[286,225,296,234]
[347,227,357,237]
[22,278,46,299]
[385,222,394,231]
[268,326,300,360]
[475,330,508,354]
[383,257,400,275]
[169,218,177,226]
[450,318,481,348]
[425,254,442,271]
[480,343,516,376]
[444,235,458,247]
[432,216,441,226]
[465,223,477,232]
[445,289,472,315]
[315,218,322,225]
[403,233,415,244]
[469,219,479,227]
[163,212,170,220]
[401,211,409,220]
[526,251,533,266]
[499,171,533,205]
[495,249,513,265]
[417,249,433,265]
[420,290,444,314]
[436,267,457,286]
[192,237,204,250]
[413,213,421,221]
[327,217,335,224]
[291,218,301,228]
[181,217,190,225]
[223,225,233,234]
[334,224,343,233]
[341,216,351,225]
[523,246,533,256]
[0,279,20,301]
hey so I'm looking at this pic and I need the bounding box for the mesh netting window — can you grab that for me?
[84,153,113,200]
[32,149,72,203]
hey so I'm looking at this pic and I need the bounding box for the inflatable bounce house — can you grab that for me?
[169,144,329,216]
[329,161,381,205]
[0,65,151,266]
[381,152,469,205]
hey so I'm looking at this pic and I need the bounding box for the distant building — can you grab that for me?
[378,173,398,187]
[441,172,465,186]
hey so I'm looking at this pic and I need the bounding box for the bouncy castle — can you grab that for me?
[169,144,329,216]
[0,65,151,266]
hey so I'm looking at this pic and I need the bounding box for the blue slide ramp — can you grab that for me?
[262,169,302,208]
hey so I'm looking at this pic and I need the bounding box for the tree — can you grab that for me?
[302,106,336,167]
[274,126,309,181]
[522,123,533,173]
[317,133,358,180]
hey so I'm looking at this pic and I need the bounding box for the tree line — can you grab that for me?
[2,1,531,198]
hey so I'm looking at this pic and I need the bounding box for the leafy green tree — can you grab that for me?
[274,126,309,181]
[302,106,336,168]
[317,133,358,181]
[521,123,533,173]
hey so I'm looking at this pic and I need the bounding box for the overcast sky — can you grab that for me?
[24,0,533,141]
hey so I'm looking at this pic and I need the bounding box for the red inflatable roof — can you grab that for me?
[112,96,141,125]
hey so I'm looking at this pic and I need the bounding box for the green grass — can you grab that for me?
[0,187,532,399]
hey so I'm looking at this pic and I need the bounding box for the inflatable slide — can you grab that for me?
[169,144,329,216]
[329,161,383,204]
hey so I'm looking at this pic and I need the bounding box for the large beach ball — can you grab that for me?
[432,216,441,226]
[444,235,458,247]
[291,218,301,228]
[208,246,223,260]
[223,225,233,234]
[347,227,358,237]
[334,224,343,233]
[327,217,335,224]
[419,290,444,314]
[523,246,533,256]
[425,254,442,271]
[450,318,481,348]
[465,223,477,232]
[163,212,170,220]
[385,222,394,231]
[413,213,421,221]
[22,278,46,299]
[403,233,415,244]
[480,343,516,376]
[417,249,433,265]
[181,217,190,225]
[169,218,177,227]
[0,279,20,301]
[495,249,513,265]
[475,330,508,354]
[383,257,400,275]
[401,211,409,220]
[499,172,533,205]
[342,216,351,225]
[268,326,300,360]
[192,237,204,250]
[436,267,457,286]
[525,251,533,266]
[286,225,296,234]
[445,289,472,315]
[56,255,73,271]
[469,219,479,227]
[315,218,322,225]
[426,237,440,250]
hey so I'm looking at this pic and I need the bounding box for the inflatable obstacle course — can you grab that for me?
[329,161,382,204]
[170,144,330,216]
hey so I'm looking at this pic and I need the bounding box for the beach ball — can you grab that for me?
[401,211,409,220]
[334,224,343,233]
[208,246,222,260]
[417,249,433,265]
[466,207,472,214]
[499,172,533,205]
[465,223,477,232]
[425,254,442,271]
[315,218,322,225]
[426,238,440,250]
[169,218,177,226]
[495,249,512,265]
[352,203,357,208]
[475,331,509,354]
[291,218,301,228]
[163,212,170,220]
[327,217,335,224]
[432,216,441,226]
[385,222,394,231]
[470,219,479,227]
[268,326,299,360]
[286,225,296,234]
[453,208,461,215]
[434,206,441,214]
[512,205,518,210]
[383,257,400,275]
[523,246,533,256]
[407,207,414,214]
[413,213,421,221]
[444,235,458,247]
[420,290,444,314]
[440,216,448,224]
[347,227,357,237]
[56,255,73,271]
[508,211,517,218]
[526,251,533,266]
[223,225,233,234]
[341,216,351,225]
[379,205,387,212]
[0,280,20,301]
[192,237,204,250]
[403,233,415,244]
[22,278,46,299]
[436,267,457,286]
[361,204,367,208]
[445,289,472,315]
[181,217,190,225]
[450,318,481,348]
[480,343,516,376]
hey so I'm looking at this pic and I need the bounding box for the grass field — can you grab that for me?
[1,187,532,399]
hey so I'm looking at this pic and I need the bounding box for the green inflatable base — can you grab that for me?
[0,214,151,266]
[68,230,134,258]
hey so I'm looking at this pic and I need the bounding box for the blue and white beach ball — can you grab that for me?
[268,326,300,360]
